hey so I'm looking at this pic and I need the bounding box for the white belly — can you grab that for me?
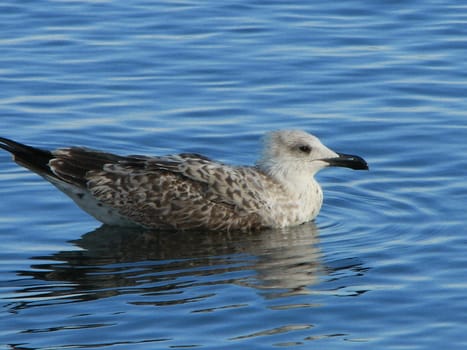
[47,177,140,227]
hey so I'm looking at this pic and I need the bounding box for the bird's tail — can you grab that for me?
[0,137,55,177]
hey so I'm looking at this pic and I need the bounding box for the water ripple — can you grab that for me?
[1,0,467,349]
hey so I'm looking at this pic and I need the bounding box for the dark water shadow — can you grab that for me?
[10,223,364,310]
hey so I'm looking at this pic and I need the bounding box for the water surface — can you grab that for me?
[1,0,467,349]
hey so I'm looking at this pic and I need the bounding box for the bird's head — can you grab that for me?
[256,130,368,180]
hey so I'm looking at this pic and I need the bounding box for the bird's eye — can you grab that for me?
[298,145,312,153]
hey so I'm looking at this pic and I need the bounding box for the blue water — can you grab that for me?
[1,0,467,349]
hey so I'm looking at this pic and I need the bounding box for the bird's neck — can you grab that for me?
[259,161,319,196]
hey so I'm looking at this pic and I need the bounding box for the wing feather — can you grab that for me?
[85,154,272,230]
[143,154,272,212]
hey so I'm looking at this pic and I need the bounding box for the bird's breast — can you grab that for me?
[262,179,323,228]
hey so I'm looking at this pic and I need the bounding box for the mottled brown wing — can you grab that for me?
[48,147,130,187]
[144,154,272,212]
[85,154,271,230]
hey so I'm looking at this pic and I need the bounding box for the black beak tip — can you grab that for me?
[325,153,369,170]
[356,159,369,170]
[348,155,369,170]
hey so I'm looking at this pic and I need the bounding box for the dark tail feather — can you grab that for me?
[0,137,54,177]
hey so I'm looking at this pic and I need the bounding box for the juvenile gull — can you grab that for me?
[0,130,368,231]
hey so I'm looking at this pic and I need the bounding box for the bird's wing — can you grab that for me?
[144,153,272,212]
[49,147,129,186]
[0,140,271,230]
[83,153,270,230]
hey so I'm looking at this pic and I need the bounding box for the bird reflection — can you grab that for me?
[14,223,340,308]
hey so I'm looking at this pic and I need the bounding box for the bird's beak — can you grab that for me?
[322,153,369,170]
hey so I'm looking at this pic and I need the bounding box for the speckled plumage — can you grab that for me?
[0,130,368,231]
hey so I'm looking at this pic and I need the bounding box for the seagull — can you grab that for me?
[0,130,368,231]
